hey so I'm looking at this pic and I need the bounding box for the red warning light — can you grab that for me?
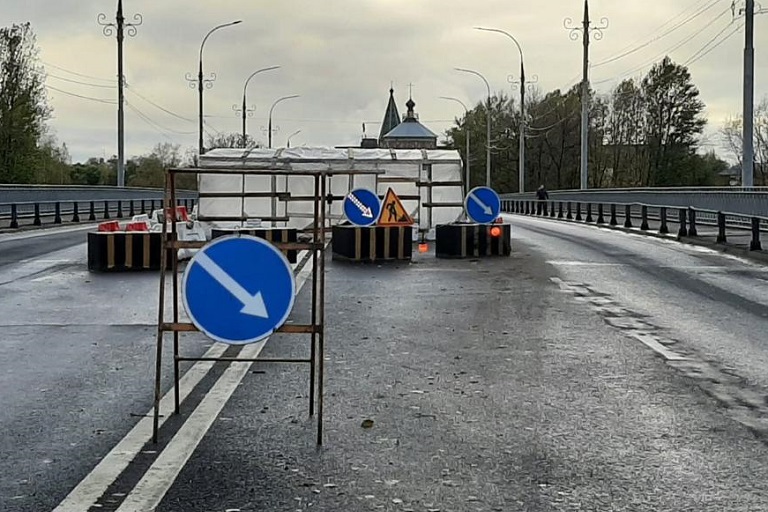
[418,243,429,253]
[490,226,502,238]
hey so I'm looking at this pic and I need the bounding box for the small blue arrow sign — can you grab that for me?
[343,188,381,227]
[464,186,501,224]
[182,235,295,345]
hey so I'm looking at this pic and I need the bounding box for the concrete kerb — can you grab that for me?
[505,212,768,266]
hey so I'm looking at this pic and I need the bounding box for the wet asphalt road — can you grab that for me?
[0,235,212,512]
[4,222,768,511]
[0,226,95,268]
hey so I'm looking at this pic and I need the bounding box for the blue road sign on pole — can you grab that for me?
[182,235,295,345]
[343,188,381,227]
[464,186,501,224]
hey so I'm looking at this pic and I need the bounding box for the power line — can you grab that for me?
[593,0,725,68]
[45,84,116,104]
[592,7,732,86]
[47,73,116,89]
[686,21,744,66]
[41,60,113,83]
[126,100,196,136]
[125,87,195,123]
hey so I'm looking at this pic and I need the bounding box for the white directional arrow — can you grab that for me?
[194,251,269,318]
[347,192,373,218]
[469,191,494,216]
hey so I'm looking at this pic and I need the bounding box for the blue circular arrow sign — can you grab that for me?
[464,186,501,224]
[182,235,295,345]
[343,188,381,227]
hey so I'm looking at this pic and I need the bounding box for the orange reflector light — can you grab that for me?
[418,243,429,253]
[490,226,502,238]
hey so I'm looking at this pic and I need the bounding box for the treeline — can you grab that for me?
[446,56,732,193]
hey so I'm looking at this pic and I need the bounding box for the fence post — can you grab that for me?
[575,202,582,221]
[677,208,688,237]
[609,204,617,226]
[141,199,146,214]
[10,204,19,229]
[72,202,80,223]
[524,201,529,215]
[558,202,564,219]
[550,201,556,218]
[596,204,605,224]
[687,207,697,237]
[104,201,110,220]
[586,203,593,223]
[641,206,649,231]
[659,207,669,234]
[750,218,762,251]
[33,203,42,226]
[117,200,123,218]
[566,201,573,220]
[129,199,135,217]
[624,204,633,228]
[89,201,96,221]
[54,202,62,224]
[716,212,727,243]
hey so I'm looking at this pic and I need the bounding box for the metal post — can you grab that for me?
[565,1,607,190]
[743,0,755,187]
[455,68,491,187]
[567,201,573,220]
[104,201,110,219]
[596,203,604,224]
[53,202,62,224]
[117,200,123,218]
[89,201,96,221]
[624,204,633,228]
[72,202,80,223]
[33,203,41,226]
[717,212,727,243]
[659,207,669,234]
[609,204,617,226]
[558,202,564,219]
[267,95,300,149]
[98,0,142,188]
[586,203,593,223]
[187,20,242,157]
[750,217,762,250]
[10,203,18,229]
[640,205,649,230]
[237,66,280,148]
[678,208,688,238]
[575,202,582,221]
[688,207,698,236]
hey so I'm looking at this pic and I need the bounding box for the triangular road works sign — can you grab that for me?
[377,188,414,226]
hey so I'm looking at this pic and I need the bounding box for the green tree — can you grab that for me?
[0,23,50,183]
[641,56,706,186]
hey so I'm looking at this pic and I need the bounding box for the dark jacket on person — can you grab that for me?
[536,186,549,200]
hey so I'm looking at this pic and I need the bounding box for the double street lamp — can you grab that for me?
[287,129,302,148]
[266,95,300,148]
[235,65,280,147]
[475,27,528,194]
[455,67,491,188]
[438,96,471,194]
[187,20,242,156]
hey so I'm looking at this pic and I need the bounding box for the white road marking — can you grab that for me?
[51,343,228,512]
[629,332,688,361]
[0,224,98,242]
[53,250,313,511]
[115,251,315,512]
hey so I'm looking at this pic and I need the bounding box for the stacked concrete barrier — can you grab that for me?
[435,223,511,259]
[331,225,413,262]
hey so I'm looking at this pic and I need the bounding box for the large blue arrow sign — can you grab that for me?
[464,186,501,224]
[182,235,295,345]
[343,188,381,227]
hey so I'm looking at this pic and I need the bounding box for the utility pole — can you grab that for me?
[743,0,755,188]
[98,0,142,187]
[565,0,607,190]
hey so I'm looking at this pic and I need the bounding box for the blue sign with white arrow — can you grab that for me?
[182,235,296,345]
[343,188,381,227]
[464,186,501,224]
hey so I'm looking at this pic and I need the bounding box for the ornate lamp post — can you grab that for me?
[233,65,280,148]
[455,67,492,187]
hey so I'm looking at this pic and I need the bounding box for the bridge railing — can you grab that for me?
[0,198,197,230]
[502,198,768,252]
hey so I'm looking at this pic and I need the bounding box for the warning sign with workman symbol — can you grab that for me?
[377,188,413,226]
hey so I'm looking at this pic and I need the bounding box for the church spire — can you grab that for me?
[379,86,401,141]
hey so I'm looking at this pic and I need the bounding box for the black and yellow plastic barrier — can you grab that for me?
[331,225,412,262]
[211,227,298,263]
[87,231,170,272]
[435,223,511,259]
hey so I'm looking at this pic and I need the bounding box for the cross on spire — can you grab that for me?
[408,82,415,99]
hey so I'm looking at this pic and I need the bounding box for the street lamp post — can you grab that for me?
[455,68,492,188]
[235,65,280,148]
[287,129,302,148]
[186,20,242,157]
[475,27,527,194]
[267,95,300,148]
[439,96,471,194]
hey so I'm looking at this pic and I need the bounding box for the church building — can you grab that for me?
[362,87,438,150]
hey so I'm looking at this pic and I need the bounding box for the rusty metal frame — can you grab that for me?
[151,164,364,446]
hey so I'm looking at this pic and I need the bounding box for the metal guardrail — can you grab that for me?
[501,188,768,218]
[502,198,767,252]
[0,198,197,230]
[0,184,197,205]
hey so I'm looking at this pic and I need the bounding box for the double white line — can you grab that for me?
[54,250,315,512]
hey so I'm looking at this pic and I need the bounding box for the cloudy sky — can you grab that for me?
[5,0,767,163]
